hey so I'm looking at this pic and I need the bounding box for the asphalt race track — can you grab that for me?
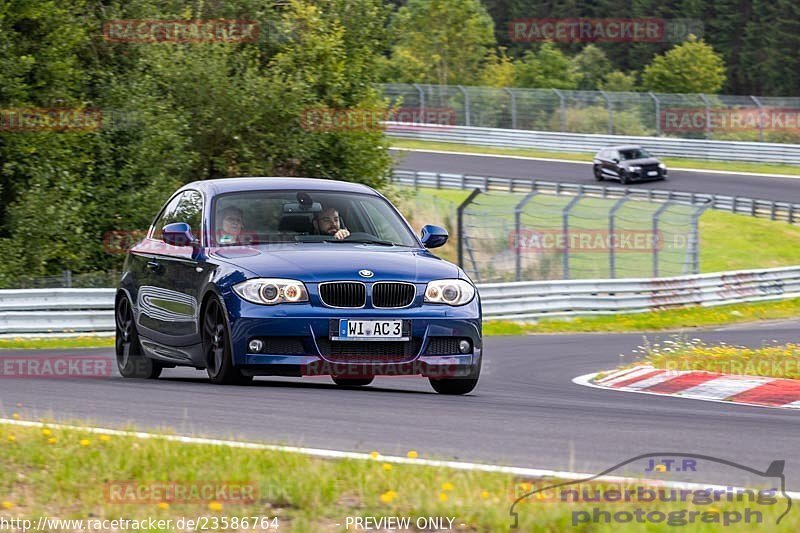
[2,321,799,489]
[392,149,800,204]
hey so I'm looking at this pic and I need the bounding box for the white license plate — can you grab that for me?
[647,170,658,176]
[334,319,406,341]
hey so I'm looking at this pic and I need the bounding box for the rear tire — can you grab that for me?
[332,376,374,387]
[203,296,252,385]
[115,295,162,379]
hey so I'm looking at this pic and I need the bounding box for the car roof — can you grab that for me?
[179,177,377,196]
[605,145,644,151]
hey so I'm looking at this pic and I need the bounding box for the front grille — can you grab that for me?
[254,337,306,355]
[319,282,366,308]
[641,164,660,175]
[372,282,416,308]
[425,337,461,355]
[317,338,421,363]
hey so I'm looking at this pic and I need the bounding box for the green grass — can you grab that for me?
[621,338,800,379]
[0,336,114,350]
[0,421,793,531]
[392,138,800,176]
[483,297,800,335]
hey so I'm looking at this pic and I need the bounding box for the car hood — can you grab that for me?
[208,244,460,283]
[621,157,660,167]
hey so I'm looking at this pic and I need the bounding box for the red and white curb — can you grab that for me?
[575,366,800,410]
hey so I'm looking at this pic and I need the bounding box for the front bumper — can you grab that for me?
[224,292,482,378]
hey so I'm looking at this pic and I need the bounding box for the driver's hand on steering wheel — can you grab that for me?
[333,228,350,240]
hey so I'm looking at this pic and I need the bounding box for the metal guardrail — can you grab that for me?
[390,169,800,224]
[2,266,800,332]
[480,265,800,319]
[0,289,115,334]
[386,122,800,164]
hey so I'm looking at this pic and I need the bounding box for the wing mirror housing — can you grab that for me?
[420,225,448,248]
[162,222,199,250]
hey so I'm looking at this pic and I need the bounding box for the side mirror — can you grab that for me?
[612,157,620,163]
[162,222,199,248]
[420,225,448,249]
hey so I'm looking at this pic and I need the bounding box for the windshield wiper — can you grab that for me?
[326,238,397,246]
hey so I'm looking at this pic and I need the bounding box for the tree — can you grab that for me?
[385,0,497,85]
[571,45,612,90]
[641,36,727,93]
[513,43,578,90]
[599,71,638,92]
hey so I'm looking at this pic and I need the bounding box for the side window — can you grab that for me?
[359,200,407,243]
[151,191,204,241]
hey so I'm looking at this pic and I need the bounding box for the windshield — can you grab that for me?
[211,190,419,247]
[619,148,651,160]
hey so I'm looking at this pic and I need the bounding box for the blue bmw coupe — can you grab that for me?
[115,177,482,394]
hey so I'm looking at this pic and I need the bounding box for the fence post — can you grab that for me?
[652,201,672,277]
[457,85,470,127]
[690,202,710,274]
[699,93,712,139]
[562,194,583,279]
[457,188,482,269]
[600,89,613,134]
[609,196,630,279]
[750,95,764,142]
[514,191,538,281]
[553,89,566,132]
[63,270,73,288]
[413,83,425,122]
[505,87,517,129]
[649,92,661,136]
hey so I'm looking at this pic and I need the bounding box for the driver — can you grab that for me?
[313,207,350,240]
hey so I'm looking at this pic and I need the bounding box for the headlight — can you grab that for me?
[658,163,667,169]
[628,166,641,172]
[233,278,309,305]
[424,279,475,306]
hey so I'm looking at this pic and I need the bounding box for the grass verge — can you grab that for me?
[0,336,114,350]
[391,138,800,176]
[620,337,800,380]
[0,420,792,531]
[404,187,800,274]
[483,297,800,335]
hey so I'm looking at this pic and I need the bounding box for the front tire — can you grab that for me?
[203,296,252,385]
[619,171,629,185]
[429,359,481,395]
[593,166,604,181]
[115,295,162,379]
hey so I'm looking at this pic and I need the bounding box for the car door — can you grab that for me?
[604,149,621,178]
[136,190,207,358]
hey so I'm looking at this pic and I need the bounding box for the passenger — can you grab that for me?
[313,207,350,240]
[217,206,245,244]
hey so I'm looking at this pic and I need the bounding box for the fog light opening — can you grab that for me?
[248,339,264,353]
[458,339,472,354]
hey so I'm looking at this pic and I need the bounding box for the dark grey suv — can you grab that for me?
[593,145,667,184]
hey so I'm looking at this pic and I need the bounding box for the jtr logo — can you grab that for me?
[645,458,697,472]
